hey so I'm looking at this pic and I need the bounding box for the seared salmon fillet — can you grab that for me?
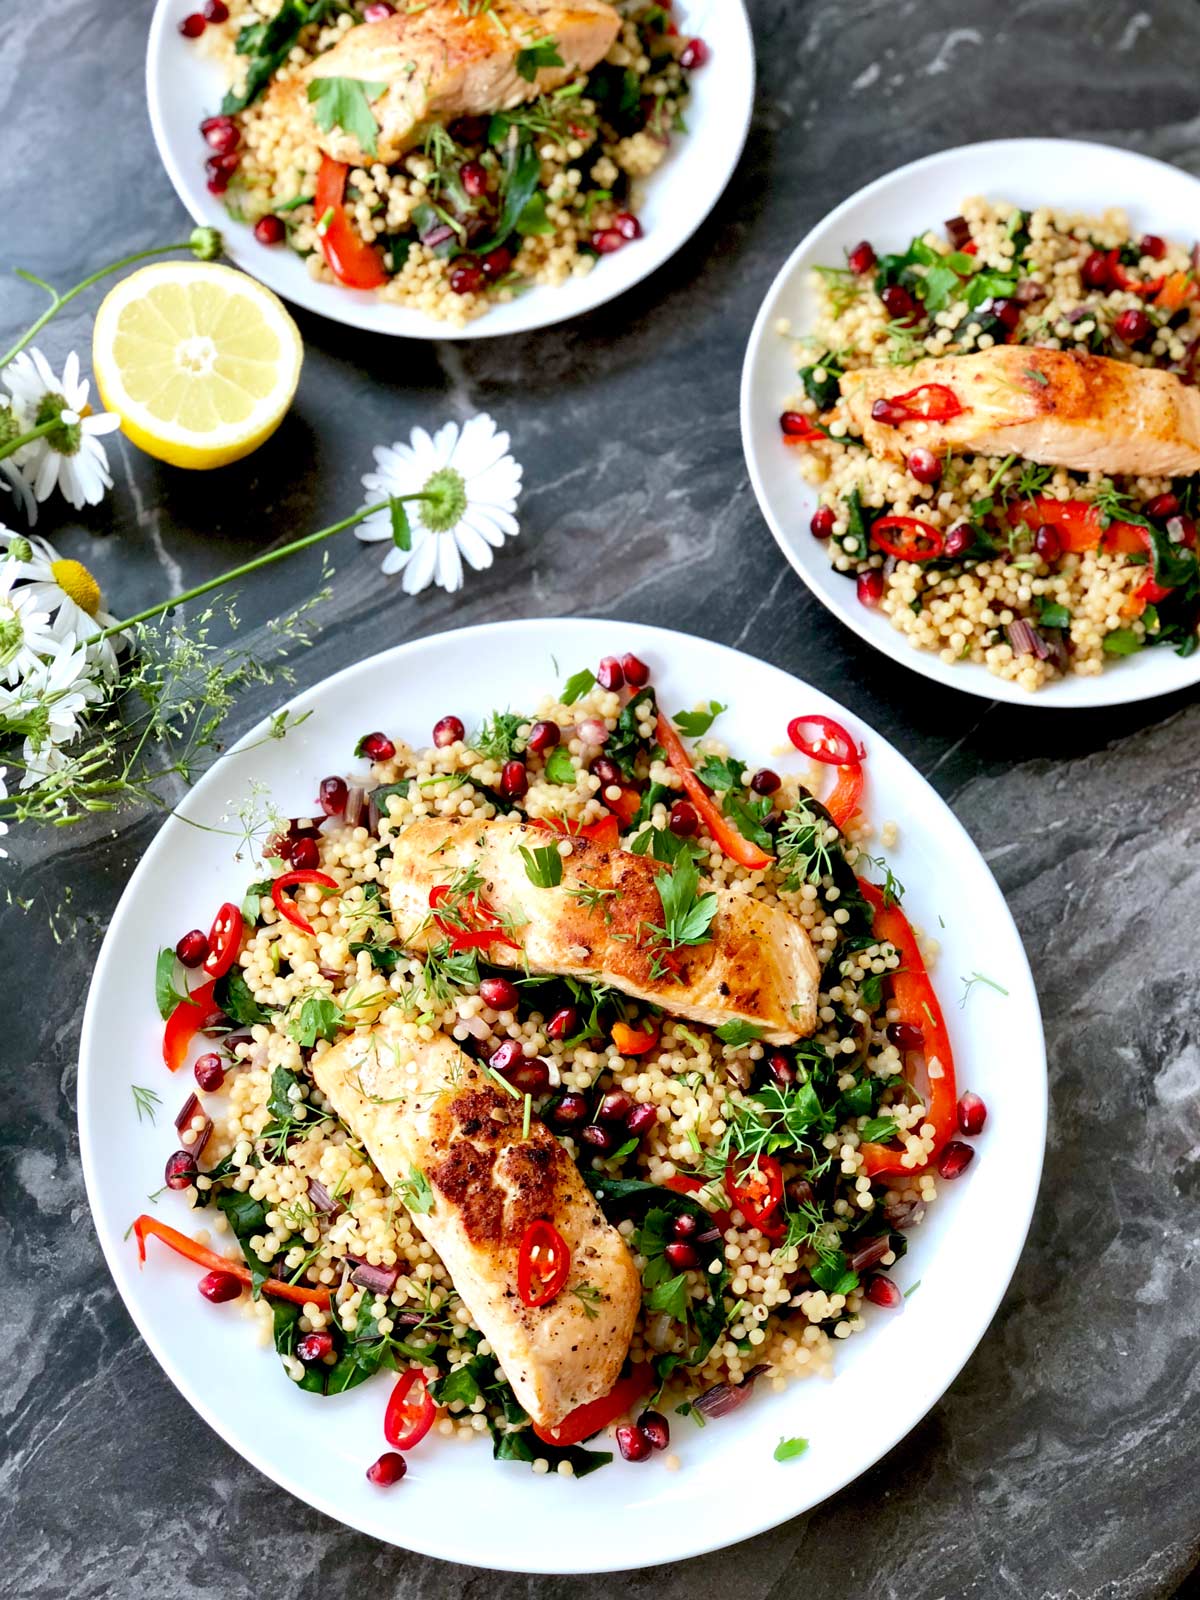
[311,1025,640,1429]
[839,348,1200,478]
[386,817,821,1043]
[266,0,621,167]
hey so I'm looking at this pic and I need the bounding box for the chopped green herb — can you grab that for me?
[774,1436,809,1462]
[515,34,564,81]
[394,1166,433,1215]
[959,970,1009,1006]
[714,1020,765,1046]
[672,701,727,737]
[306,77,388,157]
[132,1084,162,1125]
[519,843,564,889]
[560,667,596,704]
[544,746,576,785]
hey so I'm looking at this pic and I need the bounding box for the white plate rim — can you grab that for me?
[740,135,1200,710]
[78,616,1047,1572]
[144,0,755,341]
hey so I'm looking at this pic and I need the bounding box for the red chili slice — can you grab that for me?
[787,714,863,766]
[870,382,965,427]
[202,901,243,979]
[428,884,521,953]
[384,1369,436,1450]
[726,1155,785,1235]
[871,515,946,562]
[517,1219,571,1308]
[271,869,339,935]
[162,979,218,1072]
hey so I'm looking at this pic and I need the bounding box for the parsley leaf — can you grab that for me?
[306,77,388,157]
[287,993,346,1048]
[349,940,400,972]
[715,1020,765,1046]
[774,1436,809,1462]
[561,667,596,704]
[394,1166,433,1215]
[860,1116,899,1144]
[154,948,188,1020]
[672,701,727,738]
[650,854,718,949]
[214,967,271,1026]
[543,746,576,784]
[520,843,564,888]
[646,1272,691,1320]
[515,34,564,81]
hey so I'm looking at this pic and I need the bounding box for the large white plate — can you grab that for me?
[741,138,1200,709]
[79,618,1045,1572]
[146,0,754,339]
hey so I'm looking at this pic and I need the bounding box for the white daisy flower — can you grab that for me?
[356,413,522,594]
[0,528,123,678]
[0,765,8,857]
[0,559,60,685]
[0,399,37,523]
[2,348,120,511]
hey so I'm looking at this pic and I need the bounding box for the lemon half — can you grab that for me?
[93,261,303,470]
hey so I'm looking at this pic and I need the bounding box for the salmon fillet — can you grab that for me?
[386,817,821,1044]
[266,0,621,167]
[311,1025,640,1429]
[839,348,1200,478]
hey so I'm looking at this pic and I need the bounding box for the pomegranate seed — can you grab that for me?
[581,1122,615,1152]
[500,758,528,798]
[296,1332,334,1362]
[887,1022,924,1051]
[318,776,348,816]
[450,259,484,294]
[289,836,319,871]
[880,284,918,322]
[598,1089,632,1123]
[1114,308,1151,346]
[957,1091,988,1135]
[907,446,942,485]
[509,1060,550,1095]
[480,976,519,1010]
[625,1102,657,1138]
[944,523,974,559]
[671,1212,699,1240]
[1081,250,1112,290]
[194,1053,225,1092]
[664,1240,698,1270]
[847,240,876,276]
[592,228,625,254]
[433,715,465,747]
[366,1451,407,1485]
[616,1423,653,1462]
[1146,492,1180,520]
[620,652,650,686]
[254,214,285,245]
[857,569,884,608]
[552,1092,589,1127]
[638,1410,670,1450]
[749,768,779,795]
[528,720,563,755]
[1167,514,1197,548]
[937,1140,975,1179]
[780,410,816,437]
[865,1274,903,1309]
[668,799,699,836]
[460,160,488,197]
[614,212,642,241]
[991,297,1021,331]
[1034,523,1061,562]
[1140,233,1167,260]
[679,36,709,69]
[200,115,240,154]
[546,1006,577,1041]
[810,506,835,539]
[578,718,608,746]
[359,732,395,762]
[179,12,206,36]
[363,0,395,18]
[203,0,229,19]
[448,114,488,143]
[786,1176,814,1210]
[765,1051,795,1087]
[591,755,622,785]
[205,154,238,194]
[596,655,625,691]
[198,1270,242,1303]
[176,928,209,967]
[482,246,512,282]
[489,1040,524,1074]
[164,1150,196,1191]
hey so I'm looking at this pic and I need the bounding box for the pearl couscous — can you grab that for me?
[781,200,1200,689]
[146,658,974,1479]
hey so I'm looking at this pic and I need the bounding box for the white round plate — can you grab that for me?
[741,137,1200,709]
[146,0,754,339]
[79,618,1045,1572]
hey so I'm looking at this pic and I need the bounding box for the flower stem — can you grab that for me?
[98,496,429,639]
[0,415,61,464]
[0,242,201,370]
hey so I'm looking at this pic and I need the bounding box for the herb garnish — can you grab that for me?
[774,1436,809,1462]
[132,1084,162,1125]
[394,1166,434,1215]
[515,35,564,80]
[306,77,388,156]
[520,843,564,889]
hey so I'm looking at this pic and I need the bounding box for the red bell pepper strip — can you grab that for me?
[517,1220,571,1308]
[1107,248,1164,298]
[824,762,864,829]
[272,869,339,936]
[313,156,388,290]
[787,714,862,766]
[384,1368,437,1449]
[870,383,965,427]
[532,1368,655,1446]
[428,884,521,953]
[1156,270,1195,313]
[531,814,621,851]
[855,878,957,1178]
[871,515,946,562]
[162,979,218,1072]
[606,785,642,826]
[611,1019,660,1055]
[202,901,243,980]
[132,1214,331,1308]
[726,1155,785,1234]
[1007,497,1145,555]
[655,712,772,872]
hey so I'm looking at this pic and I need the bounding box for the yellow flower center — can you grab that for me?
[51,558,102,618]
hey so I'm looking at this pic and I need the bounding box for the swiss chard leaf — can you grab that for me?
[474,139,542,255]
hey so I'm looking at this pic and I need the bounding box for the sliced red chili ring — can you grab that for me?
[383,1368,436,1450]
[271,869,339,935]
[428,884,521,953]
[871,515,946,562]
[787,714,863,766]
[517,1219,571,1308]
[870,382,965,427]
[726,1154,784,1231]
[202,901,243,979]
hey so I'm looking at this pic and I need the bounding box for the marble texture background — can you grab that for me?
[2,0,1198,1595]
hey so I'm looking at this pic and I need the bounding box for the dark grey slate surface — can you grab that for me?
[1,0,1197,1595]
